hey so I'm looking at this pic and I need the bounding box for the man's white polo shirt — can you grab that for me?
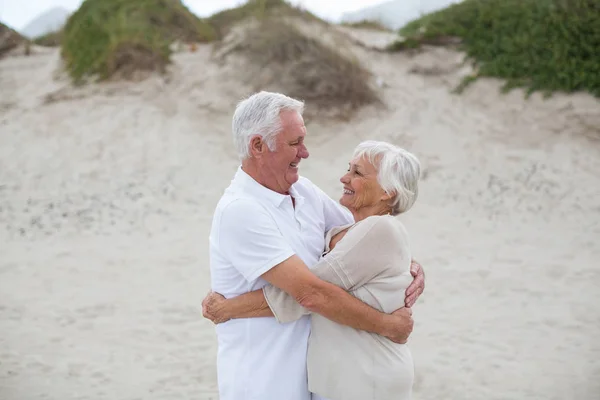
[209,166,353,400]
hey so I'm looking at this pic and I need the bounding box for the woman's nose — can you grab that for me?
[340,173,349,184]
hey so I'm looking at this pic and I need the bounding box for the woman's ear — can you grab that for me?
[381,190,394,202]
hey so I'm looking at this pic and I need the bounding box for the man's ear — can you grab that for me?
[249,135,264,157]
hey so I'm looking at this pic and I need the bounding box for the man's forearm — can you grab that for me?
[260,255,410,342]
[300,282,391,337]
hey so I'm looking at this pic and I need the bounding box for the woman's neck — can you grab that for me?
[350,204,392,222]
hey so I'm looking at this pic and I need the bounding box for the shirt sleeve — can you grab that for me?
[262,284,310,323]
[308,179,354,230]
[217,199,296,282]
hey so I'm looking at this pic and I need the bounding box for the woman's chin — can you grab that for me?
[339,196,350,208]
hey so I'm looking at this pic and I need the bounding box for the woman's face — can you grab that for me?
[339,156,389,212]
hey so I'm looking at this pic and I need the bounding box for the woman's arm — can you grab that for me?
[202,290,273,324]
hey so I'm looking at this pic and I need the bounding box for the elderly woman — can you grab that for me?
[204,140,421,400]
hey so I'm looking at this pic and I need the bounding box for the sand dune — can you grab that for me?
[1,26,599,400]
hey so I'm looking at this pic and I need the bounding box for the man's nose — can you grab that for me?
[298,144,309,159]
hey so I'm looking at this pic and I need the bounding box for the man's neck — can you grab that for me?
[241,160,290,195]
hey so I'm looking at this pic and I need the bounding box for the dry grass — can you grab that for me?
[218,19,380,119]
[106,41,168,80]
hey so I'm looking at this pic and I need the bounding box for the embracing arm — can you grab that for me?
[203,253,411,342]
[202,289,272,323]
[204,265,424,328]
[203,199,413,342]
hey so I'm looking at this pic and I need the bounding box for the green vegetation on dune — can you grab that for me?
[33,30,63,46]
[391,0,600,97]
[207,0,325,39]
[340,20,391,32]
[61,0,216,83]
[58,0,377,116]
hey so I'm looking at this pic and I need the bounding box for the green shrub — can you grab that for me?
[61,0,216,83]
[392,0,600,97]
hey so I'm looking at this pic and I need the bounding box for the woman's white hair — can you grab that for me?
[232,91,305,160]
[353,140,421,216]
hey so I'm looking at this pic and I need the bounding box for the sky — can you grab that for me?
[0,0,392,30]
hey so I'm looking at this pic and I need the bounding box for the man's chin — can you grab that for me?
[286,169,300,184]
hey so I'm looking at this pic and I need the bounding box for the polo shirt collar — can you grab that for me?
[234,166,304,208]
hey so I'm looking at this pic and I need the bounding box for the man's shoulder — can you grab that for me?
[214,195,266,219]
[294,176,324,199]
[296,175,317,189]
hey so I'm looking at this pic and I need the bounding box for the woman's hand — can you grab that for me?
[405,260,425,308]
[201,291,230,324]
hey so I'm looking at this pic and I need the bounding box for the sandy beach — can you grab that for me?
[1,25,600,400]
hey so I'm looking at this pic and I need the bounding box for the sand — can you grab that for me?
[1,26,600,400]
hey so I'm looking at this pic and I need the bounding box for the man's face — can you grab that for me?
[262,110,309,194]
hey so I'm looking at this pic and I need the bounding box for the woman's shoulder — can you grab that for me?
[351,215,408,244]
[358,214,404,231]
[333,216,410,263]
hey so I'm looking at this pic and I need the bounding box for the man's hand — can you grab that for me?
[405,260,425,308]
[202,291,230,324]
[383,307,414,344]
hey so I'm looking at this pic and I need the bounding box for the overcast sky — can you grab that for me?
[0,0,391,30]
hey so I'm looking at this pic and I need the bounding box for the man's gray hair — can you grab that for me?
[232,91,305,160]
[353,140,421,216]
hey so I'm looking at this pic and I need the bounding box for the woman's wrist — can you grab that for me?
[217,300,233,321]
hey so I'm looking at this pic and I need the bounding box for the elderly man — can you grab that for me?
[205,91,425,400]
